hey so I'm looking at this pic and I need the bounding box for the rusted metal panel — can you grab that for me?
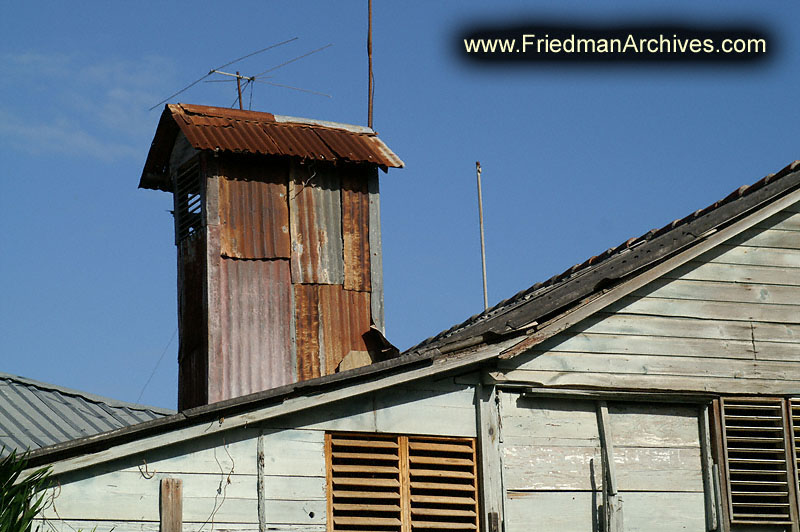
[367,169,385,332]
[319,285,372,375]
[341,168,371,291]
[209,258,293,404]
[218,156,291,259]
[140,103,403,192]
[289,161,344,284]
[177,234,208,411]
[293,285,372,379]
[293,284,322,380]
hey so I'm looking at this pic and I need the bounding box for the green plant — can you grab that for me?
[0,449,52,532]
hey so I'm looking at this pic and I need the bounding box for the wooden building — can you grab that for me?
[23,106,800,532]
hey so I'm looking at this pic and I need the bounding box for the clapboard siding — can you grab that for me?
[40,377,476,529]
[507,205,800,393]
[500,395,706,532]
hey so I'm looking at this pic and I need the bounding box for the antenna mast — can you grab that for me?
[476,161,489,311]
[368,0,374,128]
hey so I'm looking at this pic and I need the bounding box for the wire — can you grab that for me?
[214,37,298,71]
[148,37,298,111]
[253,43,333,77]
[136,327,177,404]
[253,79,331,98]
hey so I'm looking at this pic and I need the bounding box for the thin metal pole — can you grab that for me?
[476,161,488,310]
[236,71,243,110]
[367,0,374,128]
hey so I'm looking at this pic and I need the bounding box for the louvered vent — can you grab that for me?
[326,433,479,532]
[174,162,202,242]
[722,398,792,524]
[792,399,800,495]
[328,434,402,532]
[408,436,479,531]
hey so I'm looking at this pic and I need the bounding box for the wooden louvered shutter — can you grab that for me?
[327,433,403,532]
[792,399,800,495]
[326,434,479,532]
[407,436,479,531]
[721,398,794,525]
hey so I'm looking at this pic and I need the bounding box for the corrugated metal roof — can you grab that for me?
[0,372,174,455]
[140,103,404,192]
[409,160,800,353]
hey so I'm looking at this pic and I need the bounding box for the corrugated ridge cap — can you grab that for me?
[0,371,175,416]
[408,159,800,353]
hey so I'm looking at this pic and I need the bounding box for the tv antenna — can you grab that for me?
[149,39,333,111]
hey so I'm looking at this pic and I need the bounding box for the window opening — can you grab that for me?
[174,161,202,243]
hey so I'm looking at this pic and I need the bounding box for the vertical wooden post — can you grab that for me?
[699,405,719,531]
[596,401,623,532]
[258,434,267,532]
[160,478,183,532]
[476,382,504,532]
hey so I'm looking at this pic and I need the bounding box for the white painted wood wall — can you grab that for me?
[501,202,800,393]
[501,394,707,532]
[35,377,477,532]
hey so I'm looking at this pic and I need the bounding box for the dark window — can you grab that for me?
[173,161,203,243]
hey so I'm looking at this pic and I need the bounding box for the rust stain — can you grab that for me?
[289,162,343,285]
[293,284,322,380]
[218,155,290,259]
[341,170,371,292]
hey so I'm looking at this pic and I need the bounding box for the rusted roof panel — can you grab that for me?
[289,162,344,285]
[140,103,403,191]
[218,156,291,260]
[342,170,371,291]
[211,258,293,403]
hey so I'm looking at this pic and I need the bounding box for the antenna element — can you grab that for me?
[476,161,489,311]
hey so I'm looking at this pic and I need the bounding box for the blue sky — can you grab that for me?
[2,2,798,410]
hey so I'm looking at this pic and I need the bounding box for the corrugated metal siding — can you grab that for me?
[177,234,207,411]
[319,285,372,374]
[342,170,371,292]
[289,162,344,284]
[218,157,291,259]
[211,258,293,403]
[293,285,372,378]
[140,103,403,191]
[294,284,322,380]
[0,373,173,455]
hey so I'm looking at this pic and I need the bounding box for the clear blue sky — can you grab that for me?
[2,2,797,410]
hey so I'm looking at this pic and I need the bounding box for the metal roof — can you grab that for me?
[409,160,800,353]
[140,103,404,192]
[0,372,174,455]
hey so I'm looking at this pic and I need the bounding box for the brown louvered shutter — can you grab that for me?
[792,399,800,495]
[327,433,403,531]
[407,436,479,531]
[722,398,793,524]
[326,433,479,532]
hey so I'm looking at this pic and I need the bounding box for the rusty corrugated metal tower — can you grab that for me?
[140,104,403,410]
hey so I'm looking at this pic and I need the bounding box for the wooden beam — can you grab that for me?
[596,401,623,532]
[476,382,504,532]
[159,478,182,532]
[698,405,719,531]
[257,434,266,532]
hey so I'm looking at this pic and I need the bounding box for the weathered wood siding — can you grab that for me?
[502,203,800,393]
[36,377,477,531]
[500,393,706,532]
